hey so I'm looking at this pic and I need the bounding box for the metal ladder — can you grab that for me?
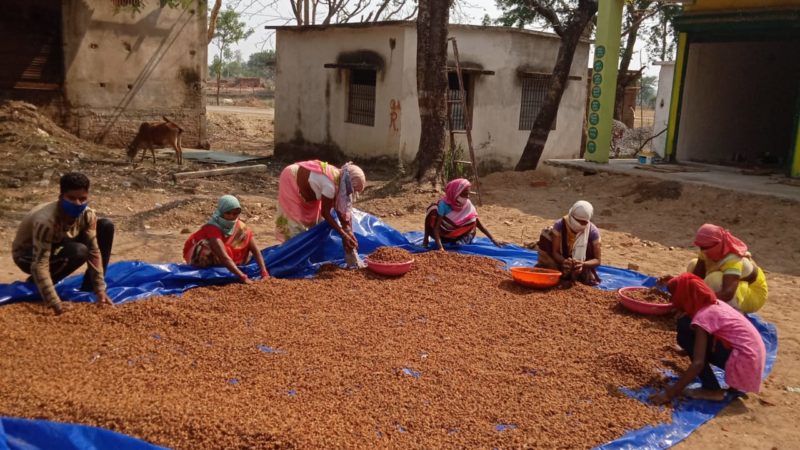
[442,36,482,205]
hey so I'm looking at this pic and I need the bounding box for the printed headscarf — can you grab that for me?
[335,162,363,224]
[694,223,748,261]
[443,178,472,211]
[208,194,241,236]
[667,272,718,317]
[345,164,366,194]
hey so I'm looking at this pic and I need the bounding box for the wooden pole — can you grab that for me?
[173,164,268,181]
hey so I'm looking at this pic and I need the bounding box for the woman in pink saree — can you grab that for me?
[275,160,366,265]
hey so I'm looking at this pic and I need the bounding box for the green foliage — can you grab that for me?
[645,4,682,62]
[210,9,254,81]
[495,0,571,30]
[637,75,657,108]
[442,143,471,184]
[208,50,276,80]
[114,0,198,15]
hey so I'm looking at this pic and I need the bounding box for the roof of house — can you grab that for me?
[266,20,589,43]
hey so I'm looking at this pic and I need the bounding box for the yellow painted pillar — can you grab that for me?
[585,0,624,163]
[665,32,689,160]
[791,107,800,178]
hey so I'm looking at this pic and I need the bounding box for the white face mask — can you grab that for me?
[456,196,467,206]
[567,215,585,232]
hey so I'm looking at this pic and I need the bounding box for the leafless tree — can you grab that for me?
[231,0,417,26]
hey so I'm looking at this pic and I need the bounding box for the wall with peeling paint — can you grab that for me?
[275,24,406,163]
[275,23,589,171]
[61,0,207,147]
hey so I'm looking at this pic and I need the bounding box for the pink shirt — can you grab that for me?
[692,302,766,393]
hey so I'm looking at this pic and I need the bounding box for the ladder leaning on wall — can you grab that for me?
[441,37,482,205]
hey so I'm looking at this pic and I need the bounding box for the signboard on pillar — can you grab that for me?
[585,0,624,163]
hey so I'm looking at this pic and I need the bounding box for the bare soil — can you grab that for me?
[0,101,798,448]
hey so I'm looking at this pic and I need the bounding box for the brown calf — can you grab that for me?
[126,116,184,166]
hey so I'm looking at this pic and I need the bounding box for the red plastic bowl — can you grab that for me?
[510,267,561,289]
[618,287,674,316]
[365,258,415,276]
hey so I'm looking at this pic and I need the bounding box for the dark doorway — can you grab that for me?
[0,1,64,96]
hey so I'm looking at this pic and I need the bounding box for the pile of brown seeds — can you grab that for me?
[367,246,414,263]
[0,252,682,449]
[626,287,672,304]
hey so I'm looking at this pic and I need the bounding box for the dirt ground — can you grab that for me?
[0,101,798,449]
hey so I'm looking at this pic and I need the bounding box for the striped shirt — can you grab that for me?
[12,201,106,306]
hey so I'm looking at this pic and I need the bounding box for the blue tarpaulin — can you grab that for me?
[0,211,778,450]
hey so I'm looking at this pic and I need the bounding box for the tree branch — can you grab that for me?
[524,0,564,36]
[207,0,223,44]
[621,7,660,37]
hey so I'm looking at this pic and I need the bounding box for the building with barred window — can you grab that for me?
[271,22,590,172]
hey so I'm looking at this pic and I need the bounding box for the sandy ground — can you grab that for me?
[0,104,798,448]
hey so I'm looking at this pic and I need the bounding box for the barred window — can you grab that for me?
[347,69,376,126]
[447,71,472,130]
[112,0,142,7]
[519,74,556,130]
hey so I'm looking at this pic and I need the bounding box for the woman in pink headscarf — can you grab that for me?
[422,178,503,250]
[685,224,768,314]
[649,273,766,404]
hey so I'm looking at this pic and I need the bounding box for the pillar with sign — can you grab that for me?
[585,0,624,163]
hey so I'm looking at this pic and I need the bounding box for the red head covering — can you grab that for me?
[442,178,471,211]
[667,273,717,317]
[694,223,748,261]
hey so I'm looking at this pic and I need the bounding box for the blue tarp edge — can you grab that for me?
[0,211,779,450]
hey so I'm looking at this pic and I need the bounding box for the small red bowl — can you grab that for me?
[510,267,561,289]
[618,287,674,315]
[365,258,415,276]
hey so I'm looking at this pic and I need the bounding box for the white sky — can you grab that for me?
[224,0,660,78]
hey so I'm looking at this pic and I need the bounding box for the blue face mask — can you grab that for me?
[60,197,88,219]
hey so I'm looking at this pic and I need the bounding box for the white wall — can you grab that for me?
[399,26,590,169]
[62,0,207,146]
[275,25,407,160]
[652,62,674,157]
[276,24,590,170]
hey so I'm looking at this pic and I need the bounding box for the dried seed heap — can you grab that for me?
[368,246,413,263]
[627,288,672,304]
[0,252,682,449]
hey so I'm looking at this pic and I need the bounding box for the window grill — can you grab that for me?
[347,69,376,126]
[447,72,471,130]
[519,74,556,130]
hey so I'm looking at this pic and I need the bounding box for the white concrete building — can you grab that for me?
[272,21,590,171]
[652,61,675,157]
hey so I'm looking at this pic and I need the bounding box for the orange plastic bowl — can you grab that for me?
[365,258,415,276]
[510,267,561,289]
[618,287,675,316]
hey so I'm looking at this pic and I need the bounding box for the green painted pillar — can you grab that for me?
[585,0,624,163]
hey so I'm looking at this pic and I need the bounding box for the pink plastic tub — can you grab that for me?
[365,258,415,276]
[618,287,674,316]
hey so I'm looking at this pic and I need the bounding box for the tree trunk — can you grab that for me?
[216,45,223,106]
[412,0,451,182]
[614,5,643,122]
[515,0,598,171]
[207,0,222,44]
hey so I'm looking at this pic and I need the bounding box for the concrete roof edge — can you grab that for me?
[267,20,591,43]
